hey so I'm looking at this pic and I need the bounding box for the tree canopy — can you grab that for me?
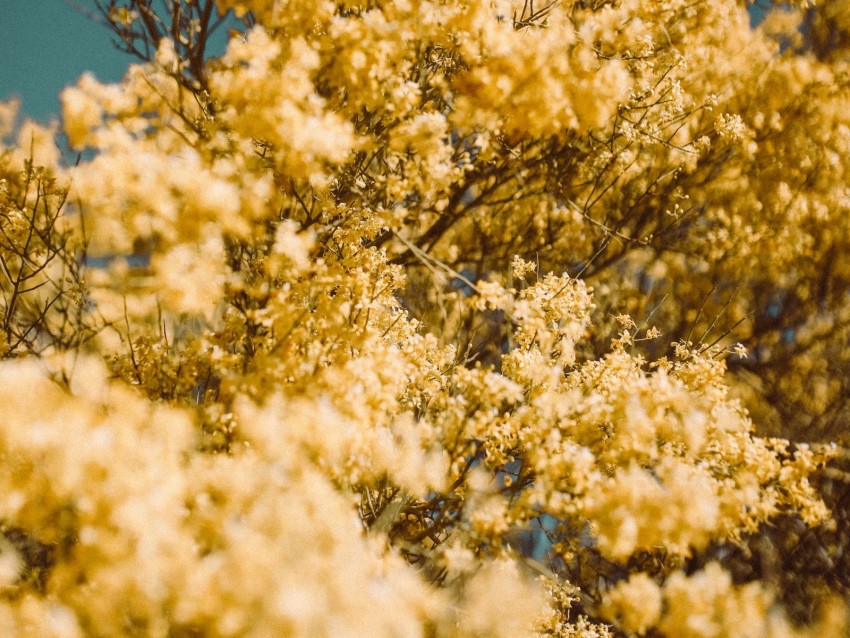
[1,0,850,635]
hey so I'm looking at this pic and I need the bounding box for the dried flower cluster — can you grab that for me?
[2,0,850,636]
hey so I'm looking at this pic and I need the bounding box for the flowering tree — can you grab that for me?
[1,0,849,635]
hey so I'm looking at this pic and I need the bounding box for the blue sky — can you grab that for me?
[0,1,235,127]
[0,1,135,124]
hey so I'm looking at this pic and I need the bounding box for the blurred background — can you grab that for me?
[0,1,133,123]
[0,0,235,125]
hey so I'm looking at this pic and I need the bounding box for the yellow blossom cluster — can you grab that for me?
[1,0,850,635]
